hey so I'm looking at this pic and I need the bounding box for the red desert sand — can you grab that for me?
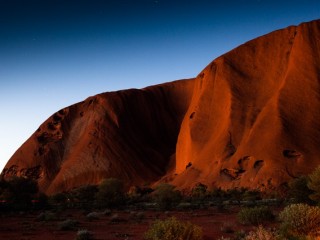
[2,19,320,194]
[0,207,278,240]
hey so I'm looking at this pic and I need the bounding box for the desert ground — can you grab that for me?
[0,206,279,240]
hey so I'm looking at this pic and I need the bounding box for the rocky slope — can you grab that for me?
[2,19,320,194]
[173,19,320,192]
[2,80,195,194]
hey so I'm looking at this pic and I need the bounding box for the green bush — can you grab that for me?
[279,203,320,238]
[36,211,57,221]
[49,192,70,208]
[86,211,101,220]
[127,185,153,203]
[208,187,260,201]
[70,185,98,208]
[144,217,203,240]
[58,219,78,230]
[241,190,261,201]
[244,225,279,240]
[191,183,208,200]
[288,176,314,204]
[307,166,320,203]
[237,206,274,225]
[0,176,38,210]
[95,178,125,208]
[110,213,120,223]
[152,183,182,210]
[75,229,93,240]
[226,188,246,201]
[209,187,227,199]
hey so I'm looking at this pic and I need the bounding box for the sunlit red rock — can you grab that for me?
[2,20,320,194]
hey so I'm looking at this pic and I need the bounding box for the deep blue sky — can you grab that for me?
[0,0,319,170]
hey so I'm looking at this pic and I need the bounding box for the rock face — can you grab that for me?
[2,20,320,194]
[2,80,195,194]
[173,19,320,192]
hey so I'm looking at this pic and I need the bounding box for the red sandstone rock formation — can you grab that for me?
[2,80,194,194]
[173,19,320,192]
[2,20,320,194]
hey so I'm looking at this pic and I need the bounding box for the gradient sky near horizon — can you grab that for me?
[0,0,319,171]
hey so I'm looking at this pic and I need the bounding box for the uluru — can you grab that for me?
[2,19,320,195]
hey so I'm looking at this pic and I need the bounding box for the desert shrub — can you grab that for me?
[75,229,93,240]
[58,219,78,230]
[191,183,208,200]
[288,176,314,204]
[127,186,141,203]
[176,202,196,210]
[127,185,153,203]
[209,187,227,199]
[36,211,57,221]
[307,166,320,203]
[226,188,247,201]
[244,225,279,240]
[95,178,125,208]
[86,211,101,220]
[0,176,38,210]
[234,230,246,240]
[241,189,261,201]
[279,203,320,238]
[70,185,98,208]
[237,206,274,225]
[209,187,258,202]
[152,183,182,210]
[49,192,70,208]
[110,213,119,223]
[144,217,203,240]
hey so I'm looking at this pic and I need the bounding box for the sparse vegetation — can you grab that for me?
[152,183,182,210]
[49,192,70,208]
[0,176,39,210]
[86,211,101,220]
[144,217,203,240]
[95,178,126,208]
[191,183,208,200]
[237,206,274,225]
[209,187,261,203]
[307,166,320,203]
[70,185,98,209]
[234,230,246,239]
[4,175,319,239]
[288,175,314,204]
[209,187,228,199]
[36,211,57,221]
[279,203,320,238]
[241,190,261,201]
[127,185,153,203]
[75,229,93,240]
[243,225,279,240]
[110,213,120,223]
[58,219,78,230]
